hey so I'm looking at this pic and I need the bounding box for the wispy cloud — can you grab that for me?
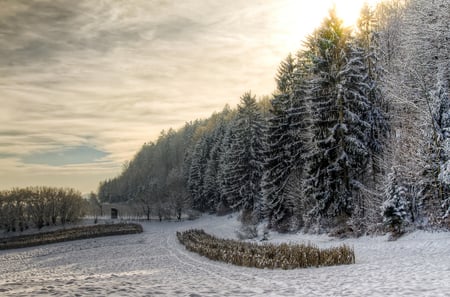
[21,145,108,166]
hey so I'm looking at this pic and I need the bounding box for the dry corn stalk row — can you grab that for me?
[177,229,355,269]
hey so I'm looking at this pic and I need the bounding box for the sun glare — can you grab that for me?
[275,0,382,54]
[334,0,381,26]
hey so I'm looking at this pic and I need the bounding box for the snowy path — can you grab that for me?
[1,215,449,296]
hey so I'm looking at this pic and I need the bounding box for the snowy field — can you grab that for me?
[1,215,449,297]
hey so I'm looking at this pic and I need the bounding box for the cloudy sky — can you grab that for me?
[0,0,378,193]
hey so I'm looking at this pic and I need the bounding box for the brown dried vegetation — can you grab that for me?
[177,229,355,269]
[0,223,143,250]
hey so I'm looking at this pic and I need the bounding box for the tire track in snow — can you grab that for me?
[165,230,292,295]
[165,233,262,295]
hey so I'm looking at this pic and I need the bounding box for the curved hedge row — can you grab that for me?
[0,223,143,250]
[177,229,355,269]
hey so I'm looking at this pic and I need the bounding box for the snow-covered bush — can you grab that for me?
[236,210,259,239]
[381,170,409,234]
[236,224,258,240]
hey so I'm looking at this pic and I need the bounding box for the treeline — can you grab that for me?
[0,187,85,232]
[98,124,201,221]
[99,0,450,234]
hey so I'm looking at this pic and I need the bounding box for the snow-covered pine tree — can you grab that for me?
[289,51,313,172]
[217,118,237,213]
[303,9,373,227]
[262,52,312,231]
[356,3,389,182]
[220,92,264,221]
[350,4,391,228]
[203,115,228,212]
[262,54,297,229]
[285,51,314,229]
[382,168,409,234]
[187,133,212,211]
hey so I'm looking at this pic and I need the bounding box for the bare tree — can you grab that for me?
[88,192,102,223]
[167,168,190,220]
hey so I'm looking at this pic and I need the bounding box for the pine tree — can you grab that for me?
[187,134,212,211]
[348,4,391,227]
[220,92,264,220]
[382,168,409,234]
[357,4,389,182]
[304,9,373,224]
[262,53,312,230]
[217,119,238,212]
[203,116,228,211]
[262,54,297,228]
[288,52,312,172]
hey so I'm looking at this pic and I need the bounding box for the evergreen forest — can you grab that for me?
[98,0,450,235]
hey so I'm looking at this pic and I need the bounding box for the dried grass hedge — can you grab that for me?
[177,229,355,269]
[0,223,143,250]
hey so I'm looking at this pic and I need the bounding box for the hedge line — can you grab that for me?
[177,229,355,269]
[0,223,143,250]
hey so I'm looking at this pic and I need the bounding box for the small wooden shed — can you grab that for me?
[111,208,118,219]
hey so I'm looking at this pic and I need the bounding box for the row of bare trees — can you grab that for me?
[0,187,85,232]
[133,168,191,221]
[376,0,450,230]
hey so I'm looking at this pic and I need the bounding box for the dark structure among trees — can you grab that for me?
[111,208,118,219]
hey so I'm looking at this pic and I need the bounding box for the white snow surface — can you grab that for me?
[1,214,449,297]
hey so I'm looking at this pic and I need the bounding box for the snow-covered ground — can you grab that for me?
[1,214,449,297]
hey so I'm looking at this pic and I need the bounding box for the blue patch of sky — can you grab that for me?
[21,145,108,166]
[0,153,17,159]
